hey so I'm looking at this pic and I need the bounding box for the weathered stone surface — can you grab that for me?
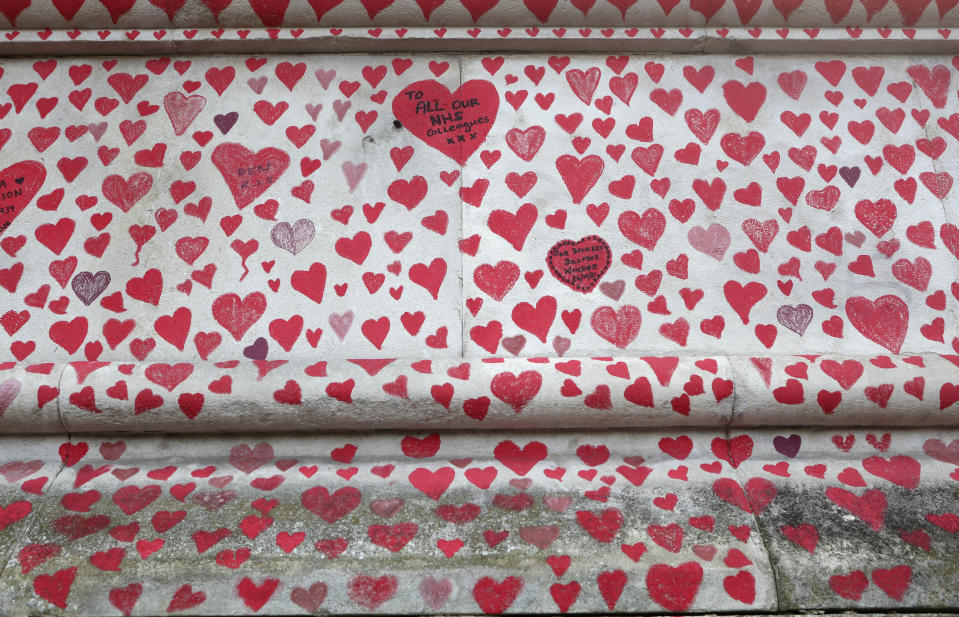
[1,430,957,614]
[741,430,959,610]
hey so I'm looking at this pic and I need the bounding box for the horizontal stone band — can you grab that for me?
[2,0,958,30]
[3,355,958,433]
[0,27,957,54]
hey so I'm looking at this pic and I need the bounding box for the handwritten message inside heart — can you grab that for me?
[0,161,45,236]
[392,79,498,165]
[212,143,290,209]
[546,236,611,293]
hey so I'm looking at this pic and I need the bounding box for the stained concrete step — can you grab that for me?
[2,429,958,615]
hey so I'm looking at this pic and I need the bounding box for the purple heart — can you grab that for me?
[214,112,239,134]
[242,337,268,360]
[599,280,625,301]
[773,434,802,458]
[839,165,860,187]
[501,335,526,356]
[271,219,315,255]
[71,271,111,306]
[776,304,813,336]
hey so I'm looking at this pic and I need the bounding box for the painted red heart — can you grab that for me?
[645,562,702,612]
[490,371,542,412]
[211,143,290,209]
[301,486,361,523]
[211,292,266,341]
[472,576,523,614]
[845,295,908,354]
[392,79,498,165]
[347,575,397,611]
[0,161,46,236]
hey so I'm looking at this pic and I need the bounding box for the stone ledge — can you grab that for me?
[0,27,956,54]
[3,355,959,433]
[2,0,957,30]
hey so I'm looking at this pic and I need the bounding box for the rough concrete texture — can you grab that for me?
[1,429,957,614]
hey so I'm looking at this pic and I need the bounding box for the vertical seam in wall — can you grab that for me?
[54,362,68,434]
[906,56,959,344]
[908,56,951,224]
[457,52,467,359]
[727,356,744,427]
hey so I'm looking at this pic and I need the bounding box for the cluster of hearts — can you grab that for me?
[2,54,959,360]
[2,0,958,29]
[2,355,958,433]
[0,55,476,361]
[459,55,958,358]
[1,429,958,613]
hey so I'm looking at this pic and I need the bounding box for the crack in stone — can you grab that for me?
[0,438,68,588]
[728,425,783,613]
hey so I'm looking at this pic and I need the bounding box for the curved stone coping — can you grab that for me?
[1,0,957,30]
[2,354,958,433]
[0,26,956,54]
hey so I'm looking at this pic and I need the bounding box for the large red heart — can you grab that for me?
[575,507,623,542]
[555,154,605,204]
[591,305,641,349]
[547,236,611,293]
[348,575,398,611]
[490,371,542,412]
[472,576,523,614]
[645,562,702,612]
[248,0,290,26]
[33,567,77,609]
[845,295,909,354]
[0,500,31,532]
[211,292,267,341]
[825,487,887,531]
[408,467,454,500]
[493,439,547,475]
[211,143,290,209]
[0,161,46,236]
[301,486,361,523]
[0,0,30,25]
[712,477,777,514]
[392,79,498,165]
[102,173,153,213]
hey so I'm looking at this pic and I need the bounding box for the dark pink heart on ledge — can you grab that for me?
[243,337,268,360]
